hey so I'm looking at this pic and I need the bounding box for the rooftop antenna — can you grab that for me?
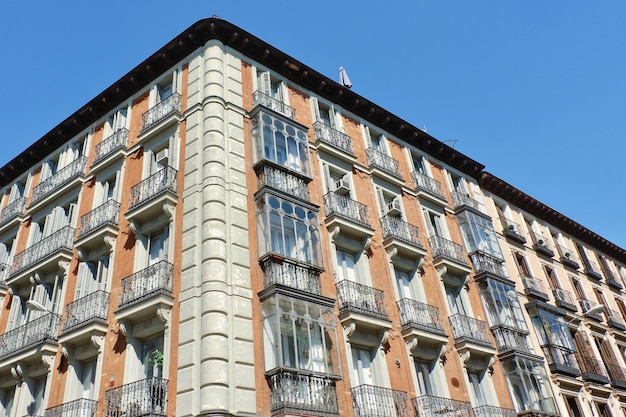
[339,67,352,89]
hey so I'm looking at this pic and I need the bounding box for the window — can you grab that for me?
[106,107,128,136]
[570,278,586,301]
[141,336,164,379]
[395,268,421,301]
[256,193,321,266]
[513,252,531,278]
[75,257,109,299]
[0,387,15,417]
[422,209,446,238]
[25,377,47,417]
[31,202,77,244]
[467,370,488,406]
[251,111,310,176]
[147,228,169,266]
[480,278,527,330]
[593,402,614,417]
[335,248,358,283]
[95,172,120,206]
[363,127,388,154]
[445,284,469,316]
[531,309,575,351]
[262,294,338,375]
[352,346,376,386]
[543,265,560,289]
[457,211,503,259]
[257,72,286,102]
[447,171,467,194]
[564,396,584,417]
[376,187,402,218]
[310,97,342,130]
[322,163,351,196]
[75,359,97,400]
[502,356,557,414]
[414,359,439,396]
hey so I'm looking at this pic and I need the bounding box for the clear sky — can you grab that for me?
[1,1,625,248]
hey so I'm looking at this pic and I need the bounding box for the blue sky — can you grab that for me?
[1,1,625,248]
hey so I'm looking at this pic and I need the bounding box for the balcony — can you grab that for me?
[139,93,182,137]
[605,363,626,390]
[61,290,109,340]
[266,368,338,417]
[576,353,609,384]
[556,245,579,270]
[323,192,374,241]
[381,215,427,260]
[411,171,446,203]
[449,314,493,347]
[261,255,321,295]
[470,252,510,283]
[116,261,174,326]
[413,395,473,417]
[530,234,555,258]
[75,200,120,255]
[606,273,624,290]
[583,260,603,281]
[351,385,411,417]
[313,121,355,158]
[551,288,577,311]
[105,377,168,417]
[366,148,403,180]
[397,299,448,353]
[92,128,129,168]
[521,275,550,301]
[605,308,626,331]
[44,398,97,417]
[0,196,26,229]
[428,236,470,275]
[473,405,517,417]
[257,163,310,202]
[127,167,177,228]
[579,299,604,321]
[501,220,526,245]
[450,191,486,215]
[336,280,390,334]
[542,344,580,377]
[0,313,61,362]
[253,90,295,120]
[9,226,74,285]
[29,157,87,210]
[491,326,533,355]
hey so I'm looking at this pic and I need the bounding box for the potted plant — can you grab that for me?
[508,224,515,231]
[565,252,571,258]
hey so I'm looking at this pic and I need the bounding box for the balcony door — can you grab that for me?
[445,284,468,316]
[467,370,488,406]
[148,229,168,266]
[423,209,446,239]
[75,258,108,300]
[351,347,375,386]
[26,377,47,417]
[414,359,438,396]
[336,249,358,283]
[76,359,96,400]
[141,337,164,379]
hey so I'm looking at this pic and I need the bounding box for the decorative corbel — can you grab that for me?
[30,273,42,286]
[129,220,140,236]
[11,364,24,380]
[91,334,105,350]
[487,356,496,374]
[406,336,419,352]
[104,236,116,252]
[162,202,175,218]
[343,322,356,337]
[61,345,72,360]
[438,344,448,361]
[387,247,398,260]
[363,237,372,251]
[380,330,391,347]
[41,353,55,368]
[58,260,70,275]
[118,321,130,341]
[417,257,426,270]
[156,306,171,324]
[329,225,340,240]
[436,265,447,279]
[459,350,471,365]
[76,247,87,261]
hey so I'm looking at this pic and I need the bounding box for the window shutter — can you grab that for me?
[376,188,386,215]
[7,295,23,330]
[598,339,620,368]
[310,97,320,121]
[258,71,271,96]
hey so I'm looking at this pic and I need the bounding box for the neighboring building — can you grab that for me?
[0,16,624,417]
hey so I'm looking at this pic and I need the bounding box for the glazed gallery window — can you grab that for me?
[480,278,527,331]
[502,357,557,414]
[251,110,310,176]
[262,294,338,375]
[458,211,503,260]
[256,193,321,266]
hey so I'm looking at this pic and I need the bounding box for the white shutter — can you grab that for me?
[6,295,23,330]
[96,257,109,289]
[117,109,127,131]
[9,183,24,203]
[376,188,386,215]
[76,261,96,299]
[0,243,9,265]
[29,222,43,245]
[310,97,321,121]
[258,71,271,96]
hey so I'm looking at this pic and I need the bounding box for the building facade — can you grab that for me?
[0,17,624,417]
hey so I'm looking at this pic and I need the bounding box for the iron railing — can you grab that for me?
[449,314,492,346]
[0,196,26,226]
[450,191,485,213]
[576,353,609,379]
[381,215,424,249]
[491,326,533,354]
[30,157,87,206]
[473,405,517,417]
[253,91,295,119]
[521,275,549,298]
[397,298,445,335]
[470,252,508,278]
[606,308,626,329]
[501,219,526,243]
[336,280,388,321]
[76,200,120,239]
[258,164,310,201]
[266,369,338,417]
[0,312,61,359]
[140,93,181,133]
[129,167,177,211]
[552,288,576,308]
[63,290,110,333]
[323,192,371,228]
[105,377,168,417]
[366,148,402,179]
[10,226,75,276]
[530,233,555,257]
[605,363,626,385]
[261,257,320,295]
[428,236,468,266]
[413,395,473,417]
[351,385,411,417]
[411,171,445,199]
[44,398,97,417]
[542,344,579,371]
[119,261,173,307]
[93,128,129,165]
[579,299,604,320]
[584,260,603,280]
[313,122,355,156]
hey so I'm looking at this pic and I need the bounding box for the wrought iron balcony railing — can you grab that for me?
[521,275,549,299]
[261,256,320,295]
[351,385,411,417]
[413,395,473,417]
[491,326,533,354]
[473,405,517,417]
[381,215,424,249]
[258,164,310,201]
[428,236,468,266]
[530,233,555,257]
[0,196,26,226]
[93,128,129,165]
[0,312,61,359]
[542,344,580,373]
[397,298,446,335]
[44,398,97,417]
[323,192,371,229]
[30,157,87,206]
[140,93,182,133]
[449,314,492,346]
[411,171,446,199]
[552,288,577,310]
[450,190,485,213]
[129,167,177,211]
[119,261,174,308]
[605,308,626,330]
[10,226,75,276]
[336,280,388,321]
[76,200,120,239]
[605,363,626,386]
[470,252,508,278]
[105,377,168,417]
[583,260,603,280]
[63,290,110,333]
[576,353,609,381]
[266,369,338,417]
[313,122,355,156]
[579,299,604,321]
[500,219,527,244]
[253,91,295,119]
[366,148,402,179]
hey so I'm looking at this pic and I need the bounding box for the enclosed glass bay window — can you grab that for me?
[251,110,311,177]
[262,293,339,376]
[480,278,527,330]
[458,211,503,260]
[503,356,558,415]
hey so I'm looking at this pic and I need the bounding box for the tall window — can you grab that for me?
[467,370,488,406]
[26,377,47,417]
[422,209,446,238]
[543,265,560,289]
[75,359,97,400]
[352,347,376,386]
[502,357,557,414]
[458,211,503,259]
[414,359,438,396]
[76,257,109,299]
[141,336,164,379]
[480,278,527,330]
[513,252,531,277]
[335,249,358,283]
